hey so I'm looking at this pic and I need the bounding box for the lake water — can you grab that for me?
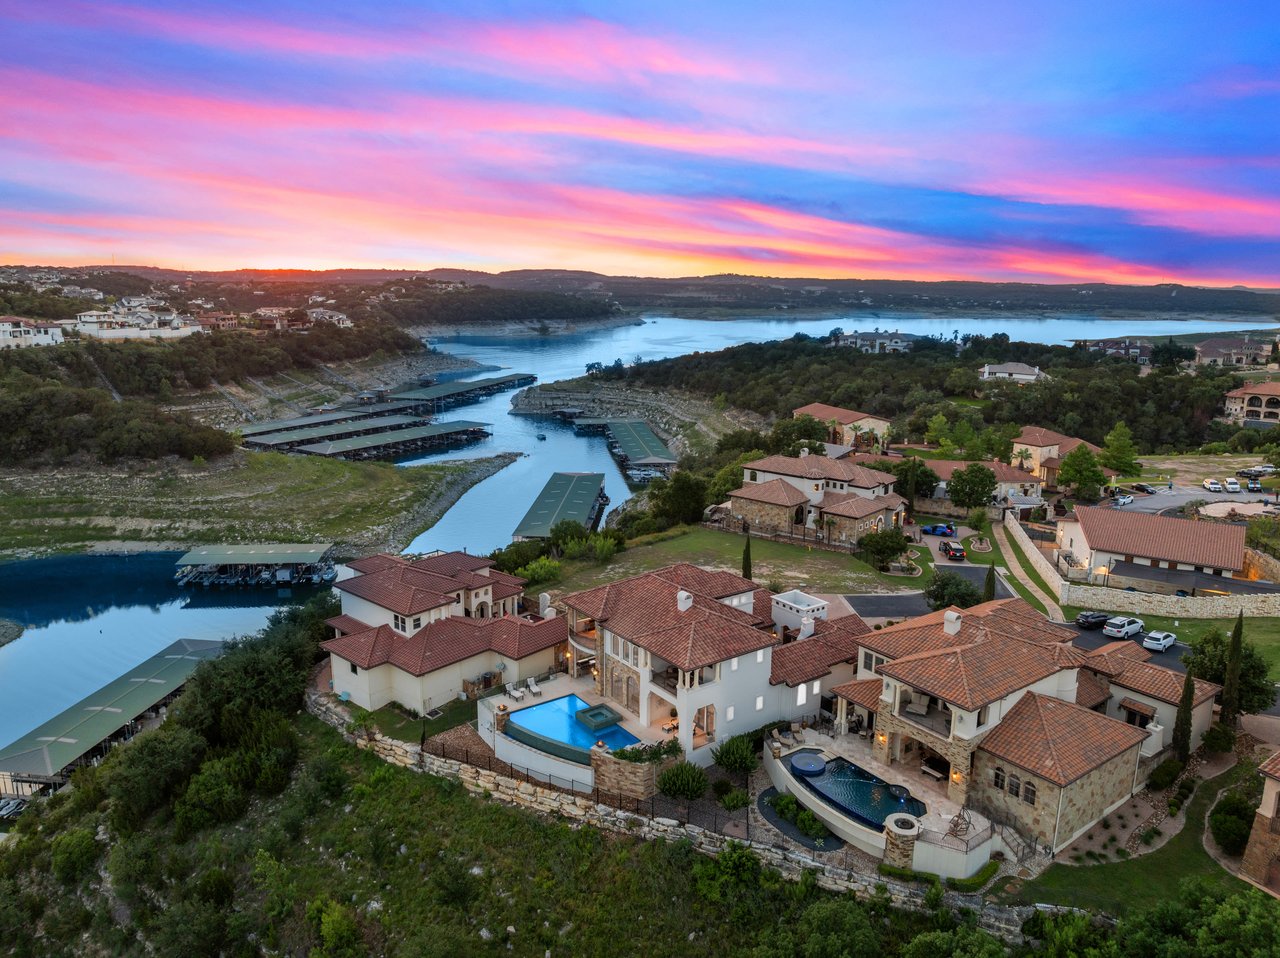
[1,310,1270,750]
[399,311,1273,555]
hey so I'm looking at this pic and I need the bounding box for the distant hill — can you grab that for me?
[30,265,1280,315]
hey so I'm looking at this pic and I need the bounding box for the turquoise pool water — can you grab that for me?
[795,754,927,831]
[508,694,639,752]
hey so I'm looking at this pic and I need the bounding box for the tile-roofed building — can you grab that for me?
[769,616,870,687]
[1012,426,1104,486]
[324,550,547,713]
[1261,750,1280,782]
[831,677,883,713]
[744,452,896,488]
[1058,505,1246,577]
[858,598,1075,662]
[1224,380,1280,426]
[1240,748,1280,888]
[726,478,810,508]
[1074,670,1110,710]
[1194,336,1268,367]
[792,402,891,444]
[979,362,1048,384]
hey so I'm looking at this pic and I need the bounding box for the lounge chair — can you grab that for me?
[506,682,525,701]
[772,727,793,747]
[526,677,542,696]
[662,718,679,734]
[791,722,807,744]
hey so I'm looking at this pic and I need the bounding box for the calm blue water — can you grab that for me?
[795,754,928,831]
[0,553,321,747]
[507,693,639,751]
[400,312,1273,555]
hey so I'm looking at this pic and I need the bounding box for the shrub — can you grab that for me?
[770,793,799,822]
[877,862,940,885]
[1168,801,1180,815]
[51,828,99,885]
[173,756,249,836]
[1210,792,1258,856]
[513,556,561,586]
[1140,828,1159,846]
[657,761,709,800]
[1148,758,1184,792]
[795,809,827,839]
[1202,723,1237,754]
[946,859,1000,892]
[711,778,733,798]
[613,737,682,764]
[720,789,750,811]
[711,734,759,777]
[1116,849,1130,859]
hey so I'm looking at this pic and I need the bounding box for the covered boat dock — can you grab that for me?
[0,639,224,798]
[175,542,335,587]
[390,372,536,409]
[604,421,678,480]
[295,420,491,460]
[512,472,609,541]
[241,414,429,451]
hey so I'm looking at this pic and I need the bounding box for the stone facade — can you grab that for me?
[591,749,682,800]
[306,687,1052,944]
[1240,772,1280,890]
[872,710,983,805]
[971,745,1140,852]
[728,496,805,535]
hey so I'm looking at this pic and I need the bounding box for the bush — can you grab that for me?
[877,862,941,885]
[174,756,249,835]
[1168,801,1181,815]
[1210,792,1258,855]
[50,828,99,885]
[1202,723,1237,754]
[657,761,709,800]
[1148,758,1184,791]
[710,734,759,777]
[795,809,827,839]
[613,737,682,764]
[770,793,800,822]
[946,859,1000,892]
[711,778,733,798]
[720,789,750,811]
[513,556,561,586]
[744,721,791,753]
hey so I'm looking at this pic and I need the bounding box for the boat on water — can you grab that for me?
[535,433,547,440]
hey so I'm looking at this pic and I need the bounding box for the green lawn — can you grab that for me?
[946,528,1050,617]
[1004,761,1252,913]
[552,526,897,598]
[998,525,1057,600]
[1063,604,1280,678]
[366,698,475,741]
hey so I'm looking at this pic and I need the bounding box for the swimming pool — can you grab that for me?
[793,753,927,831]
[506,694,639,763]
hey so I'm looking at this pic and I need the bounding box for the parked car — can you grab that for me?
[1224,478,1241,493]
[920,524,955,536]
[0,798,24,819]
[1142,630,1177,652]
[1114,493,1134,506]
[1132,482,1156,494]
[1260,464,1277,475]
[1203,478,1223,492]
[1103,616,1145,638]
[1237,468,1262,478]
[938,540,967,560]
[1249,478,1264,492]
[1075,610,1110,630]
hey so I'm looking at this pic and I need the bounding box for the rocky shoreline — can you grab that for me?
[385,453,519,554]
[410,312,642,340]
[0,618,24,648]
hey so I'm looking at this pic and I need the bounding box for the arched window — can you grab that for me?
[993,766,1006,791]
[793,506,805,525]
[1007,774,1021,798]
[1023,781,1037,806]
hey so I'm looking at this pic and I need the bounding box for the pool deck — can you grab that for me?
[485,672,667,747]
[773,729,987,839]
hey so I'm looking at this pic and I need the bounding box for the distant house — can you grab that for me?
[1224,381,1280,425]
[1011,426,1110,487]
[729,450,905,544]
[1071,338,1152,364]
[1056,505,1246,583]
[926,459,1045,507]
[1195,337,1269,366]
[793,402,891,444]
[306,307,353,328]
[0,316,64,349]
[831,330,915,353]
[979,362,1048,384]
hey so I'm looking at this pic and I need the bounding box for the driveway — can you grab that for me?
[845,592,931,620]
[1110,485,1275,516]
[936,562,1015,599]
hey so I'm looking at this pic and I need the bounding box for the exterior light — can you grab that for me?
[595,740,606,749]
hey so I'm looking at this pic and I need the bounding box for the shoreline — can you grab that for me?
[638,305,1280,326]
[0,618,23,648]
[410,312,642,340]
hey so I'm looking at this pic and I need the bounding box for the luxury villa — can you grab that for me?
[793,402,892,445]
[323,550,566,714]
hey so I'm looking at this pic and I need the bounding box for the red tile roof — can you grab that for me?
[793,402,883,425]
[1104,659,1220,707]
[1117,696,1157,719]
[978,693,1148,786]
[1071,505,1246,572]
[769,616,870,687]
[562,564,774,670]
[729,479,810,507]
[1075,670,1110,710]
[335,551,525,616]
[1227,381,1280,399]
[745,454,895,488]
[858,598,1076,660]
[927,459,1044,485]
[322,614,566,676]
[1085,641,1152,677]
[1260,750,1280,782]
[830,678,883,712]
[325,614,372,636]
[819,491,905,520]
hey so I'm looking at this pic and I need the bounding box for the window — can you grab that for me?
[862,650,874,672]
[756,650,764,664]
[726,706,735,722]
[1022,781,1037,806]
[393,614,406,632]
[993,766,1006,791]
[730,657,739,672]
[797,684,807,706]
[755,696,764,711]
[977,705,990,727]
[1007,774,1021,798]
[350,662,358,675]
[412,616,422,631]
[811,680,820,695]
[749,471,757,482]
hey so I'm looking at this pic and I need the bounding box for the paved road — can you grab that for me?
[938,562,1015,599]
[1113,485,1276,516]
[845,593,931,619]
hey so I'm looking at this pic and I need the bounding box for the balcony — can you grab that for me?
[896,700,953,739]
[651,667,679,697]
[569,626,598,657]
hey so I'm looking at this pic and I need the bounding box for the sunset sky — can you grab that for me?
[2,1,1278,284]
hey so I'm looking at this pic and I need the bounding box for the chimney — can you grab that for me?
[799,447,810,458]
[538,592,551,615]
[943,610,962,635]
[677,590,693,613]
[799,617,815,640]
[543,607,557,619]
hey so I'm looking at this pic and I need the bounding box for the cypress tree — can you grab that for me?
[981,563,996,603]
[1172,669,1195,763]
[1221,611,1244,727]
[742,534,752,581]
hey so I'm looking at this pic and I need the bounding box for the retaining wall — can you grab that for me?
[306,690,1047,944]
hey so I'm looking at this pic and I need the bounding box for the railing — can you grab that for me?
[917,822,993,853]
[896,707,952,739]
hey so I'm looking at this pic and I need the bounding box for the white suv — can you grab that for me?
[1103,616,1144,638]
[1203,478,1223,492]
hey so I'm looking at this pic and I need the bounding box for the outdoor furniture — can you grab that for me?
[905,698,929,717]
[920,763,945,781]
[771,727,793,747]
[662,719,679,734]
[526,677,542,696]
[791,722,807,744]
[506,682,525,701]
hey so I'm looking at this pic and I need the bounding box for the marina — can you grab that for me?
[571,418,677,482]
[512,472,609,541]
[295,420,491,459]
[175,542,336,587]
[241,414,428,450]
[389,372,537,409]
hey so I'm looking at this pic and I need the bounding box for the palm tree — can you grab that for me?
[1014,447,1032,471]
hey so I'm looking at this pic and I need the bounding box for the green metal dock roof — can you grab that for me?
[243,414,426,447]
[176,543,334,566]
[512,472,607,540]
[295,420,490,456]
[238,410,363,438]
[0,639,224,777]
[606,421,677,464]
[390,373,535,402]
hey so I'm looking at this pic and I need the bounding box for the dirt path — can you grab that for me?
[991,521,1065,621]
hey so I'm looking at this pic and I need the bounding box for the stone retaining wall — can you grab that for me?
[591,749,681,799]
[306,689,1044,943]
[1003,516,1065,599]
